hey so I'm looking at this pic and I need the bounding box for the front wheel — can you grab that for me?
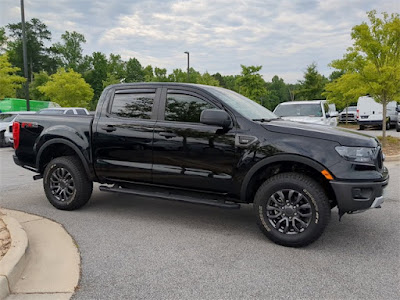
[254,173,331,247]
[43,156,93,210]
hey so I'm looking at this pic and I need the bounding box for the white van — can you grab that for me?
[273,100,338,126]
[356,96,398,130]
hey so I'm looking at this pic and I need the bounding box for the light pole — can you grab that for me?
[184,51,189,82]
[20,0,30,110]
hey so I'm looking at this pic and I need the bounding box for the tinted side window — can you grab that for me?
[111,93,155,119]
[76,109,87,115]
[65,110,74,115]
[165,93,215,123]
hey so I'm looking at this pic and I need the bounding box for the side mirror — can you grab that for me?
[200,109,231,128]
[325,113,330,118]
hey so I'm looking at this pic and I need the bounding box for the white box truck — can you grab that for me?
[356,96,398,130]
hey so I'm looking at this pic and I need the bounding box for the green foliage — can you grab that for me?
[143,65,154,81]
[29,71,50,101]
[38,68,93,107]
[236,65,267,103]
[102,73,121,89]
[52,31,86,72]
[329,10,400,140]
[84,52,108,109]
[264,75,290,110]
[0,54,26,99]
[125,58,144,82]
[323,73,367,110]
[0,27,7,53]
[6,18,56,81]
[296,63,328,100]
[196,72,220,86]
[153,67,169,82]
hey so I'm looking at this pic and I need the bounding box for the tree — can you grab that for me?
[52,31,86,72]
[29,71,50,100]
[196,72,220,86]
[107,53,126,81]
[296,63,328,100]
[0,27,7,53]
[84,52,108,109]
[6,18,56,81]
[236,65,267,103]
[125,58,144,83]
[0,54,26,99]
[102,73,121,88]
[323,73,366,123]
[38,68,93,107]
[328,11,400,142]
[264,75,290,110]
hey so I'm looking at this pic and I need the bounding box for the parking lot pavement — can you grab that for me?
[349,127,400,138]
[0,147,399,300]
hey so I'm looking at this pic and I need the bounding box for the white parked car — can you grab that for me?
[273,100,338,126]
[356,96,398,130]
[0,111,37,147]
[37,107,90,115]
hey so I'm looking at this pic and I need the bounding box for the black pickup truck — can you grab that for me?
[12,83,389,247]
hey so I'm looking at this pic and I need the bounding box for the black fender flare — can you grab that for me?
[240,154,328,202]
[36,138,93,179]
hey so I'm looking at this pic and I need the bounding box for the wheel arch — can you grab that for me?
[36,138,93,180]
[240,154,336,206]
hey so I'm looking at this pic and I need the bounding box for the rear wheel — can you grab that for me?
[386,119,390,130]
[396,122,400,132]
[254,173,331,247]
[359,125,365,130]
[43,156,93,210]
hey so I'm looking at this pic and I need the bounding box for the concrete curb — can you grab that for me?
[385,154,400,162]
[0,215,28,299]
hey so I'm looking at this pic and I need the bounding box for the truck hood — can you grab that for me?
[280,116,327,124]
[262,120,378,147]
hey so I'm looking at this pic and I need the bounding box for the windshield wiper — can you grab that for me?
[252,118,280,122]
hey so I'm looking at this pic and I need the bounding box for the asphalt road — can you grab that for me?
[340,126,400,138]
[0,147,399,300]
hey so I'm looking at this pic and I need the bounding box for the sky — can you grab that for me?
[1,0,399,83]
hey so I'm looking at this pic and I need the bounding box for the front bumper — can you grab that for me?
[330,175,389,213]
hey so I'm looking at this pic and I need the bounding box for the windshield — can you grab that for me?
[0,114,17,122]
[202,86,277,120]
[345,106,357,111]
[274,103,323,117]
[38,109,65,115]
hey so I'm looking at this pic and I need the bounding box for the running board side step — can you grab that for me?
[99,185,240,209]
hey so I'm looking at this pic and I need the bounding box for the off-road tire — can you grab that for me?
[43,156,93,210]
[254,173,331,247]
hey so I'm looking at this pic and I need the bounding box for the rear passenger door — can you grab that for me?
[93,87,161,183]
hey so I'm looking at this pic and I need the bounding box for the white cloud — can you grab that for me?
[1,0,399,83]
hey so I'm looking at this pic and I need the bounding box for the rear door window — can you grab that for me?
[111,91,155,119]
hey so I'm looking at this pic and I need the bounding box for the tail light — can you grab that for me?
[356,109,359,120]
[12,122,20,150]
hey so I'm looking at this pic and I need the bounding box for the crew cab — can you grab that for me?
[12,83,389,247]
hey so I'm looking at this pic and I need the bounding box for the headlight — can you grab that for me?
[335,146,376,164]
